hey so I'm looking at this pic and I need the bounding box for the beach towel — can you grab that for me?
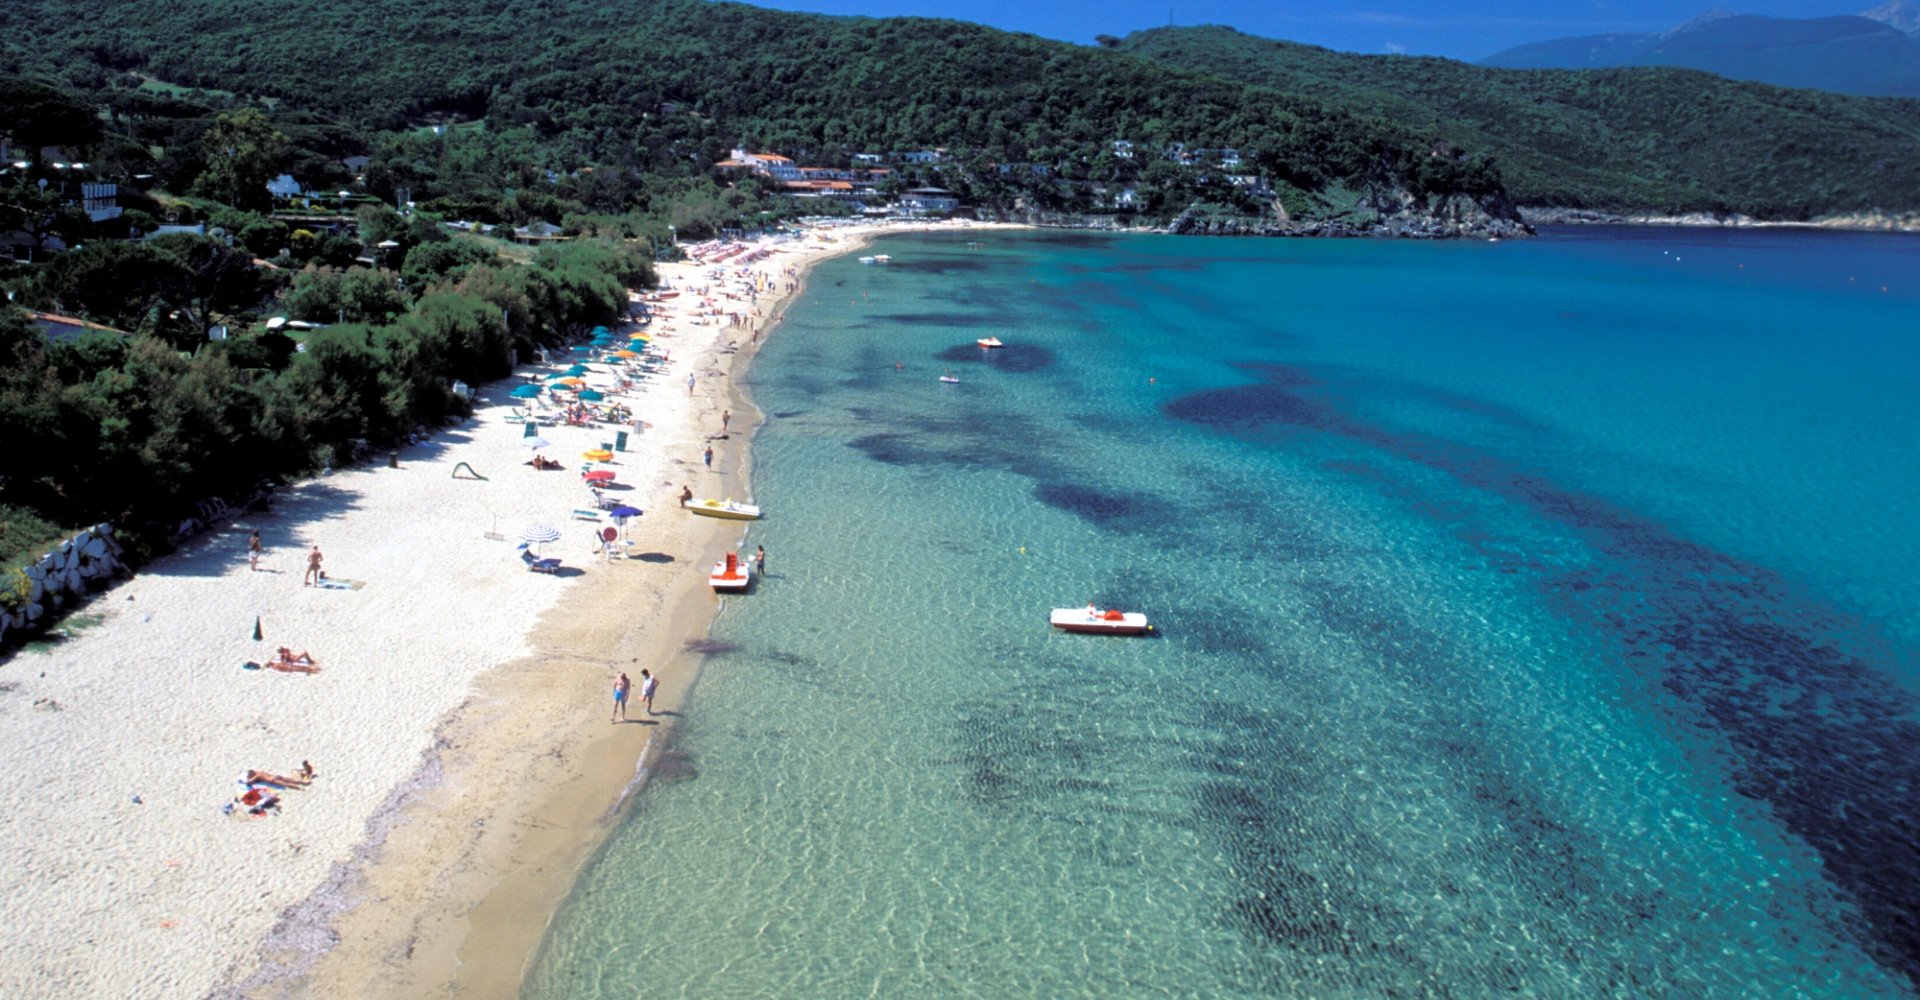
[313,578,366,591]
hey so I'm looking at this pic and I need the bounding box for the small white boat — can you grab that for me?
[859,256,877,265]
[684,497,762,520]
[939,373,960,384]
[873,254,892,264]
[709,551,752,592]
[1050,607,1154,636]
[976,337,1003,348]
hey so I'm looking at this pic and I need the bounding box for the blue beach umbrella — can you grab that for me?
[590,333,614,345]
[590,326,610,336]
[509,384,543,399]
[564,364,590,376]
[578,389,606,402]
[608,504,642,540]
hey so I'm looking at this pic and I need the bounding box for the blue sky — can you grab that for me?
[738,1,1875,61]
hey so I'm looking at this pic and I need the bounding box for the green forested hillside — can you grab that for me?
[1118,26,1920,216]
[1,0,1466,216]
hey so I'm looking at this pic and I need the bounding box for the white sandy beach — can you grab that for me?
[0,219,1005,998]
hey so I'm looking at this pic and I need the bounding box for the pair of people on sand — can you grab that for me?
[611,669,658,722]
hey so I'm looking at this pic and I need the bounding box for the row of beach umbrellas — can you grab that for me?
[516,327,653,556]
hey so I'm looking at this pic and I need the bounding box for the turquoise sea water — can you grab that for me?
[526,228,1920,998]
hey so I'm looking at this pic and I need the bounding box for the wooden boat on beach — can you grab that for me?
[709,551,752,591]
[684,497,762,520]
[1050,607,1154,636]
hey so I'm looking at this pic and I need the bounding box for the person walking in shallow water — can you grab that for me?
[612,672,631,722]
[755,545,766,574]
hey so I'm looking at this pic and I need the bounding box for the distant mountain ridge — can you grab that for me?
[1480,5,1920,97]
[1119,25,1920,218]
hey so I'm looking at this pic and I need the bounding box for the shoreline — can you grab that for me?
[1520,205,1920,235]
[268,220,1022,999]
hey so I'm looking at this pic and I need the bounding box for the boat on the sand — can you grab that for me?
[1049,607,1154,635]
[710,551,752,591]
[684,497,762,520]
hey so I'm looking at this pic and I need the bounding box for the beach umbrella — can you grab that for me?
[568,345,593,354]
[590,326,610,336]
[509,384,543,399]
[519,523,561,554]
[523,436,552,450]
[582,448,614,462]
[564,364,590,376]
[583,470,616,484]
[608,504,643,540]
[590,333,614,345]
[578,389,606,402]
[553,376,585,386]
[613,349,639,359]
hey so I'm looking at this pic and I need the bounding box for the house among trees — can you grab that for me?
[897,187,958,216]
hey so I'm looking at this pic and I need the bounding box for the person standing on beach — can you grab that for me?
[640,669,658,715]
[304,545,323,586]
[687,373,696,396]
[703,444,714,468]
[612,672,631,722]
[248,530,262,571]
[721,409,731,433]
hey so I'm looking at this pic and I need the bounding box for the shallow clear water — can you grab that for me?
[526,228,1920,998]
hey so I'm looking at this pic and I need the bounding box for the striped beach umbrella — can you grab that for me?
[518,524,561,554]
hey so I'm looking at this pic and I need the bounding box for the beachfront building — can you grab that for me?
[896,187,959,216]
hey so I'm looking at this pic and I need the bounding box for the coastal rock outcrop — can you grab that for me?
[1522,206,1920,233]
[1165,189,1535,239]
[0,524,126,648]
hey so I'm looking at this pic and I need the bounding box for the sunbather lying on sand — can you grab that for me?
[265,657,320,674]
[242,769,310,788]
[226,787,281,817]
[275,647,315,665]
